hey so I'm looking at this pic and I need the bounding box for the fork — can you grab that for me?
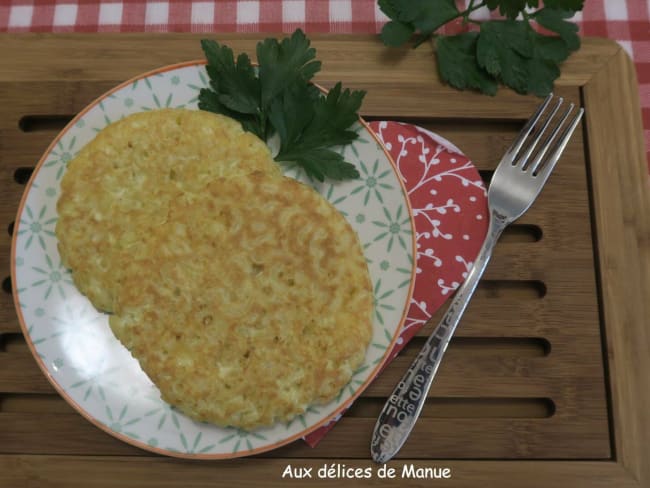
[370,94,584,463]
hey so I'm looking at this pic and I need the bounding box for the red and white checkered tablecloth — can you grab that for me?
[1,0,649,164]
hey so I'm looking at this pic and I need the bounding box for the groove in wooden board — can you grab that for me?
[19,114,75,132]
[0,81,121,130]
[0,345,605,398]
[0,392,554,419]
[0,287,592,337]
[1,271,600,341]
[404,335,550,357]
[0,161,585,220]
[0,412,610,459]
[475,279,546,298]
[480,168,494,183]
[0,111,586,175]
[0,125,578,167]
[1,282,602,346]
[0,332,26,352]
[0,129,584,173]
[0,331,550,359]
[0,119,550,167]
[498,225,543,242]
[0,456,636,488]
[345,396,555,419]
[12,167,33,184]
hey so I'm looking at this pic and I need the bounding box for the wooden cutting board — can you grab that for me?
[0,34,648,487]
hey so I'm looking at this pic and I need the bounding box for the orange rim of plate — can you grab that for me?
[11,60,417,460]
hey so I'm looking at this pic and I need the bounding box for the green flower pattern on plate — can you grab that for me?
[372,204,413,253]
[12,63,416,458]
[70,363,120,401]
[144,393,183,430]
[336,364,370,402]
[219,428,268,454]
[30,254,72,300]
[350,158,395,205]
[372,278,396,326]
[106,404,142,437]
[285,406,320,429]
[17,204,56,251]
[174,432,217,454]
[43,137,77,180]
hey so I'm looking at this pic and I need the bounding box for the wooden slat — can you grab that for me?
[0,412,609,459]
[0,456,638,488]
[0,34,617,83]
[583,47,650,486]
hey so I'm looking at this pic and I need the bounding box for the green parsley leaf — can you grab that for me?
[542,0,584,12]
[257,30,322,108]
[377,0,583,97]
[198,88,263,137]
[436,33,498,95]
[271,82,364,182]
[379,0,459,38]
[535,8,581,51]
[475,20,571,96]
[199,30,365,182]
[380,20,414,47]
[199,40,264,138]
[402,0,459,35]
[477,20,534,93]
[485,0,538,19]
[532,32,571,63]
[526,31,565,96]
[377,0,401,20]
[525,55,559,97]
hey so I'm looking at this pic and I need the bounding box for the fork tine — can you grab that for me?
[516,97,563,170]
[527,103,575,175]
[505,93,554,162]
[531,107,584,179]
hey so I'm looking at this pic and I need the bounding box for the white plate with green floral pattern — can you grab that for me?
[11,62,416,459]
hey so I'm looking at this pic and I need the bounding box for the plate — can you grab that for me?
[11,62,416,459]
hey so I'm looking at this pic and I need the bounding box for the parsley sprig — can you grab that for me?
[199,30,366,181]
[379,0,584,96]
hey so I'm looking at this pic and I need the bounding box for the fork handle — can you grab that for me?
[370,210,507,463]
